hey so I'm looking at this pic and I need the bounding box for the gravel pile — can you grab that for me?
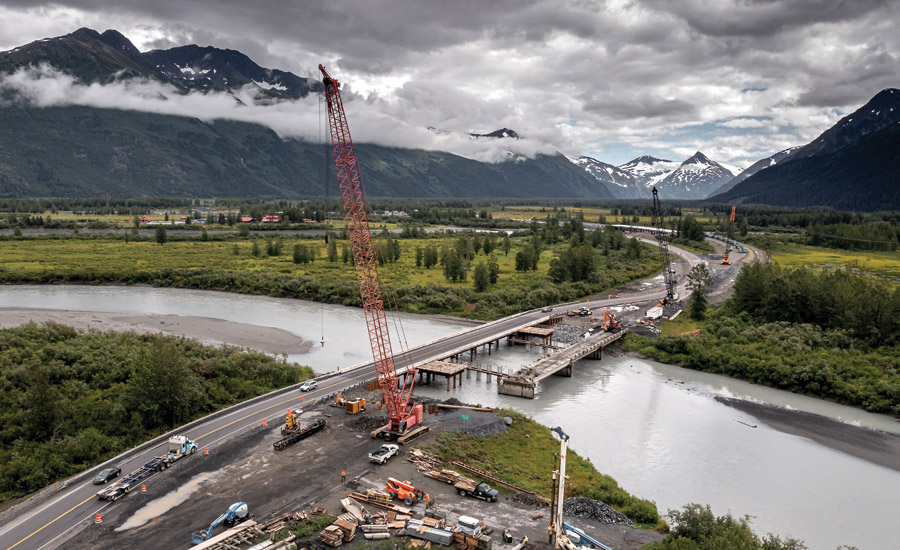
[563,497,634,527]
[438,409,508,437]
[553,324,591,345]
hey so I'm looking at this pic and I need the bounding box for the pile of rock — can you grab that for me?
[563,497,634,527]
[553,324,590,345]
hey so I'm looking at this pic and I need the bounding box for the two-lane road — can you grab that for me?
[0,243,702,550]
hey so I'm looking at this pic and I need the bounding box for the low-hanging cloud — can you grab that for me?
[0,64,561,164]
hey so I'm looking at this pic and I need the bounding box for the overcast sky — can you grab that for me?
[1,0,898,167]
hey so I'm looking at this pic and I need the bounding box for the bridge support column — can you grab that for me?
[466,368,471,379]
[588,347,602,359]
[488,342,492,355]
[469,349,475,362]
[552,364,573,377]
[498,378,535,399]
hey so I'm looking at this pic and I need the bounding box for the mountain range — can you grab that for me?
[574,153,740,200]
[1,27,898,209]
[709,88,900,210]
[0,28,611,200]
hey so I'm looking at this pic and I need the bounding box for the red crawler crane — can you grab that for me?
[319,65,419,437]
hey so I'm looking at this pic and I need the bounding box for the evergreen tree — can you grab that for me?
[155,226,167,245]
[473,262,490,292]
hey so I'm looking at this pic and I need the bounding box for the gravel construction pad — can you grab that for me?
[437,408,509,437]
[563,497,634,527]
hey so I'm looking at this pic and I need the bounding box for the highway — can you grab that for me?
[0,242,701,550]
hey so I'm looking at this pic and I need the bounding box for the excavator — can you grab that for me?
[601,310,621,332]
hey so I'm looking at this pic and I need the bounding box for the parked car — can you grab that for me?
[92,466,122,485]
[299,380,318,392]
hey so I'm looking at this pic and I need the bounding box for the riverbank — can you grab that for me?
[716,396,900,473]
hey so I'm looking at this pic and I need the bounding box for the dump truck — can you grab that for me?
[368,444,399,465]
[454,481,499,502]
[97,435,198,500]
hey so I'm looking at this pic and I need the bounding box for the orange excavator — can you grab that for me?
[601,310,622,332]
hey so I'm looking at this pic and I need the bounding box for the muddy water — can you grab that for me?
[2,286,898,549]
[116,471,223,531]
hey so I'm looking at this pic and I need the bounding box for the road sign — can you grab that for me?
[461,415,470,420]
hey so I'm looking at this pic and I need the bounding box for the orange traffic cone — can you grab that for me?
[204,446,209,456]
[141,484,146,494]
[95,513,102,524]
[263,418,267,427]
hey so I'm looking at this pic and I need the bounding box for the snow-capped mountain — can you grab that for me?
[617,156,681,189]
[654,152,742,199]
[470,128,520,139]
[0,28,322,99]
[571,156,646,199]
[711,146,800,196]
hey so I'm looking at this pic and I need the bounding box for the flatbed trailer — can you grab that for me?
[273,419,326,451]
[96,435,197,500]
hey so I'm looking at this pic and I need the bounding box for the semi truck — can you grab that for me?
[96,435,198,501]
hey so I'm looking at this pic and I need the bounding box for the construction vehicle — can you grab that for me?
[283,410,302,434]
[191,502,250,544]
[454,481,499,502]
[650,187,678,304]
[601,310,621,332]
[97,435,198,500]
[722,205,736,265]
[577,307,592,316]
[346,398,366,415]
[331,392,346,407]
[320,65,425,443]
[368,444,399,464]
[385,477,430,506]
[273,418,326,451]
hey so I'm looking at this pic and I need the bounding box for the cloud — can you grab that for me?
[0,64,559,163]
[718,118,767,129]
[0,0,899,166]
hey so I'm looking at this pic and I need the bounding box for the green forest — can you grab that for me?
[628,263,900,414]
[0,323,313,501]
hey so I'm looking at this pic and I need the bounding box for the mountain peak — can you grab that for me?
[685,151,711,163]
[470,128,519,139]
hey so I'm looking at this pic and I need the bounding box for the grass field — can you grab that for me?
[771,243,900,278]
[0,233,661,318]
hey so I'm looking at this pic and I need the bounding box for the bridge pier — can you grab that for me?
[552,364,573,377]
[498,378,535,399]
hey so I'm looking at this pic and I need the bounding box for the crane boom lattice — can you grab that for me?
[651,187,677,303]
[320,65,416,433]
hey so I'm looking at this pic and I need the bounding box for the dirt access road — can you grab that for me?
[61,389,663,550]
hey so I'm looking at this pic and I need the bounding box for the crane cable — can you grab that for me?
[319,92,327,346]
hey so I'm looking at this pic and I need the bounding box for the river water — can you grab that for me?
[2,286,897,550]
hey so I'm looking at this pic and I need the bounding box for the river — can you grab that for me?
[1,285,897,550]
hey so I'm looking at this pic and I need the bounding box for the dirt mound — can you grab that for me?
[563,497,634,527]
[345,415,388,432]
[438,409,508,437]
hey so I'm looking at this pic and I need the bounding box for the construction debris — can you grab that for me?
[563,497,634,527]
[340,498,367,523]
[348,491,415,515]
[319,525,344,547]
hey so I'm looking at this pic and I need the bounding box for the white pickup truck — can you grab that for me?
[368,444,400,465]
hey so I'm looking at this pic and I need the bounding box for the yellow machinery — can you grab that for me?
[283,410,299,434]
[345,399,366,415]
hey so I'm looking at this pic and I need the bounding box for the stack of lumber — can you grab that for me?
[408,449,441,470]
[423,469,475,486]
[453,532,492,550]
[333,519,357,542]
[319,525,344,547]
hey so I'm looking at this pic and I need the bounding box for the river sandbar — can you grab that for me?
[0,308,312,356]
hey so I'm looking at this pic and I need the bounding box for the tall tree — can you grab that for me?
[687,263,713,320]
